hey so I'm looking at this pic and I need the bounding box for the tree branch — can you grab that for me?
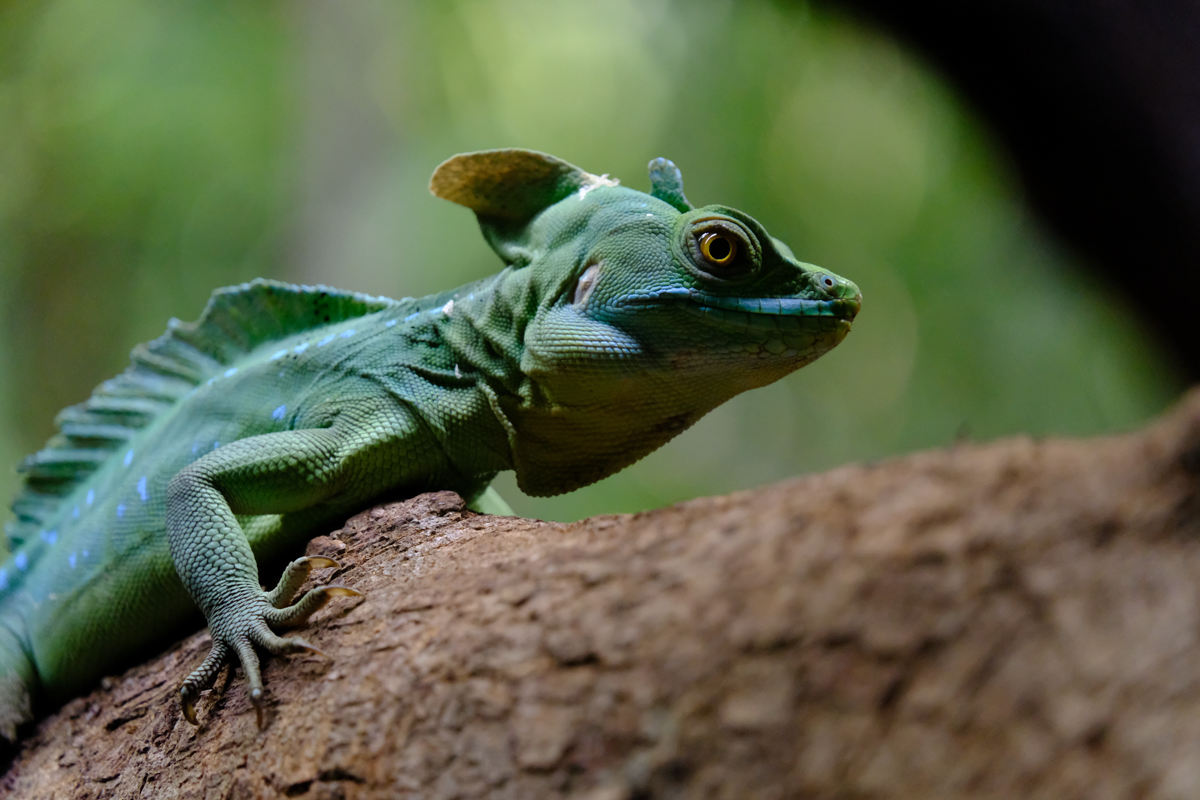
[9,391,1200,797]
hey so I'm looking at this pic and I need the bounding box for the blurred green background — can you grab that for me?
[0,0,1183,527]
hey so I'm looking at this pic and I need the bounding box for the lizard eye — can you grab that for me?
[687,219,757,280]
[816,273,837,291]
[699,232,737,265]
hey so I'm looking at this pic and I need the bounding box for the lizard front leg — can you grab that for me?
[166,426,369,727]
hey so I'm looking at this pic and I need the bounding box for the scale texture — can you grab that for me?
[0,149,859,739]
[7,393,1200,798]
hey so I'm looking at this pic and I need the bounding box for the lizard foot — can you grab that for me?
[180,616,332,728]
[179,559,362,727]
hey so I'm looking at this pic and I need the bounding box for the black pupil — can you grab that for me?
[708,235,731,261]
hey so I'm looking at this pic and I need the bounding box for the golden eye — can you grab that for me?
[699,232,737,265]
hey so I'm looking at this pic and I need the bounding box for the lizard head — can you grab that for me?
[431,149,860,495]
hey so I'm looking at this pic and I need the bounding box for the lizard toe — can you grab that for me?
[179,638,230,726]
[229,635,266,720]
[248,623,326,658]
[266,556,343,608]
[263,584,362,628]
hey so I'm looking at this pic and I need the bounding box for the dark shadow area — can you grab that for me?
[825,0,1200,376]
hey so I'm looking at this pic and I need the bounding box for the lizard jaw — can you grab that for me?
[613,288,859,345]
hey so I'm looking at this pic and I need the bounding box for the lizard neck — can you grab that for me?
[390,270,534,485]
[436,266,709,498]
[425,265,709,498]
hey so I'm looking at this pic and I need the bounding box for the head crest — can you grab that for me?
[647,157,693,212]
[430,149,614,222]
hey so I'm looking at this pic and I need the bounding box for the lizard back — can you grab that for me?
[7,280,398,550]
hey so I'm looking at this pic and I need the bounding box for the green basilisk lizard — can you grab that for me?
[0,149,860,738]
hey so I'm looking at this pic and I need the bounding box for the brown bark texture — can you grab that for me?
[8,391,1200,799]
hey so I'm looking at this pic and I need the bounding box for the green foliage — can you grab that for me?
[0,0,1182,528]
[0,0,294,523]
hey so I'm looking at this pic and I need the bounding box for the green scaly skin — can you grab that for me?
[0,150,860,738]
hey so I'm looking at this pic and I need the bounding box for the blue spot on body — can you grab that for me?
[207,378,216,386]
[82,549,89,559]
[72,506,79,519]
[213,441,220,450]
[69,552,76,569]
[318,335,335,347]
[0,569,7,590]
[385,319,397,328]
[192,443,200,455]
[404,313,419,322]
[117,504,126,518]
[270,349,288,361]
[137,476,148,502]
[224,367,238,378]
[124,449,134,467]
[14,553,27,571]
[40,530,57,545]
[294,343,309,354]
[86,489,94,506]
[340,329,356,338]
[272,405,287,421]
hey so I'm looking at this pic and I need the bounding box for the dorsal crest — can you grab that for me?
[8,280,397,547]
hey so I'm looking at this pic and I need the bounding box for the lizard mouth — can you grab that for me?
[616,287,861,330]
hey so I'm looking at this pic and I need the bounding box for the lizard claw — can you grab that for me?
[250,687,266,730]
[180,685,200,726]
[322,586,362,599]
[282,635,327,659]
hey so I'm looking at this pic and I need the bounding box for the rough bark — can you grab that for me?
[8,392,1200,798]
